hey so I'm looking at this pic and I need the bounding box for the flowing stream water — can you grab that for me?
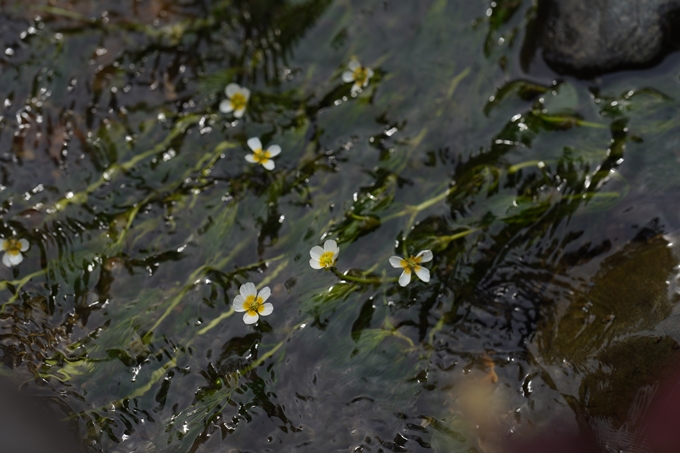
[2,1,680,452]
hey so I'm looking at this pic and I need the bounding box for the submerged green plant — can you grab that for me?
[0,0,675,452]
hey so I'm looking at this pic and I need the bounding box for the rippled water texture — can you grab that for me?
[2,1,680,452]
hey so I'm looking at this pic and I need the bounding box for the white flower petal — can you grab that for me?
[232,295,246,312]
[417,250,433,263]
[324,239,339,254]
[267,145,281,157]
[7,252,22,266]
[234,107,245,118]
[259,302,273,316]
[342,71,355,83]
[366,68,374,78]
[348,59,361,71]
[310,246,325,259]
[262,160,275,171]
[240,282,257,298]
[19,239,29,252]
[309,258,323,269]
[2,253,12,268]
[258,286,271,302]
[389,256,404,268]
[243,312,259,324]
[351,83,361,95]
[247,137,262,151]
[415,266,430,283]
[0,239,6,250]
[398,270,411,287]
[226,83,241,97]
[219,99,234,113]
[240,87,251,101]
[245,154,257,163]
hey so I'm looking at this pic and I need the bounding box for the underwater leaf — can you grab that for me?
[163,377,238,453]
[484,79,550,115]
[542,82,579,115]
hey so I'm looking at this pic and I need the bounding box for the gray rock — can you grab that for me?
[533,0,680,76]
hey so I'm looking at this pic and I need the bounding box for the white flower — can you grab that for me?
[245,137,281,171]
[232,282,274,325]
[219,83,250,118]
[1,237,29,267]
[309,240,339,269]
[389,250,433,287]
[342,59,374,94]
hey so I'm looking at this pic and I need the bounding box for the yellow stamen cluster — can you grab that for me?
[251,148,272,165]
[319,251,336,268]
[244,294,264,316]
[353,67,369,86]
[400,255,423,274]
[230,92,247,111]
[3,239,22,256]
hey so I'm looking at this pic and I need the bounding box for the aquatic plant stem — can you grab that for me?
[330,267,397,285]
[382,185,453,223]
[238,320,308,375]
[539,114,606,129]
[433,228,479,248]
[52,114,201,212]
[391,329,415,348]
[0,269,47,308]
[196,309,234,335]
[143,253,286,342]
[508,160,550,174]
[73,315,309,422]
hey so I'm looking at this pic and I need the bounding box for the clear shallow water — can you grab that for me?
[2,1,680,452]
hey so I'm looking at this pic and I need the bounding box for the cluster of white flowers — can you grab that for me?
[220,59,398,324]
[308,240,432,287]
[4,60,379,329]
[231,242,433,324]
[1,237,29,267]
[221,58,374,174]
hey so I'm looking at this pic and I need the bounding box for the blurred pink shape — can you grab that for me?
[646,372,680,453]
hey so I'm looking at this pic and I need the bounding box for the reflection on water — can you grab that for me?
[1,0,680,452]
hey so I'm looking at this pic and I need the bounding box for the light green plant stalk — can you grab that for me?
[329,266,397,285]
[143,252,286,342]
[51,114,201,213]
[0,269,47,308]
[383,184,453,228]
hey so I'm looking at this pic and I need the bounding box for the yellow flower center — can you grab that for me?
[252,148,272,165]
[353,67,369,86]
[400,255,422,274]
[318,251,336,268]
[230,92,247,111]
[3,239,22,256]
[243,294,264,316]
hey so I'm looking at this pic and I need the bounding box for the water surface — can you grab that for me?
[2,1,680,452]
